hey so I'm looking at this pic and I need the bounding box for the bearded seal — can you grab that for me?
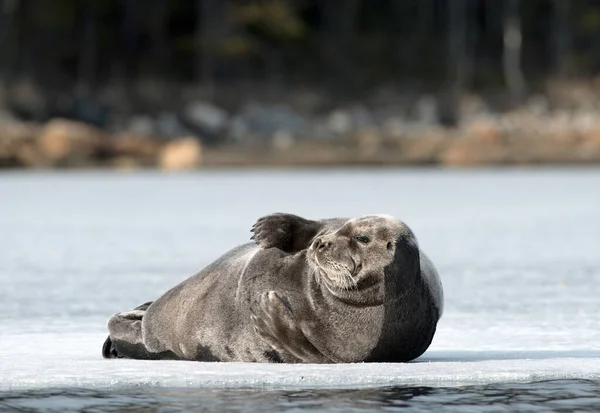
[102,213,443,363]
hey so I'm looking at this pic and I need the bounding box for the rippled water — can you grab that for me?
[1,168,599,411]
[2,380,600,412]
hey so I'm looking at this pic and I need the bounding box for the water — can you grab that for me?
[1,168,599,411]
[2,380,600,412]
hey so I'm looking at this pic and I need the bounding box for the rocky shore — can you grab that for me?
[3,86,600,170]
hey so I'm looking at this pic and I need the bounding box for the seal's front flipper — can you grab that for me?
[251,291,334,364]
[251,213,321,253]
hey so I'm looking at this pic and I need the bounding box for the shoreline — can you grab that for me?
[3,116,600,170]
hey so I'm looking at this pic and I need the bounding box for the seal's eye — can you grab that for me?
[387,241,393,250]
[354,235,371,244]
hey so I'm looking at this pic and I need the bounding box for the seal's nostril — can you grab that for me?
[313,237,330,250]
[318,241,330,250]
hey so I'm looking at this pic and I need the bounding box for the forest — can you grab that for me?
[2,0,600,169]
[0,1,594,109]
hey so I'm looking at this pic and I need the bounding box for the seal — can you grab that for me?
[102,213,443,363]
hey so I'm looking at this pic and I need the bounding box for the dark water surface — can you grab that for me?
[2,380,600,412]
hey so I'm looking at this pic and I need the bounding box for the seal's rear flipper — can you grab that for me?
[102,302,154,360]
[102,336,121,359]
[105,309,181,360]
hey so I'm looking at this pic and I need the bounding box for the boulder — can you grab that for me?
[108,133,163,167]
[37,119,103,165]
[440,137,507,166]
[464,119,503,144]
[231,103,309,144]
[0,120,42,167]
[400,131,449,163]
[355,128,381,158]
[180,101,229,144]
[127,116,156,137]
[158,137,202,170]
[327,110,352,136]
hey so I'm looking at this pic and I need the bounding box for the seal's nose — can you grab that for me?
[312,237,330,251]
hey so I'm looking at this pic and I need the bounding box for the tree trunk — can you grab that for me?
[76,1,98,96]
[150,0,171,78]
[0,0,19,91]
[552,0,570,77]
[197,0,229,98]
[122,0,138,79]
[318,0,360,89]
[441,0,468,127]
[503,0,526,102]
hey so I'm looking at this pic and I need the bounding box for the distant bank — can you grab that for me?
[2,117,600,170]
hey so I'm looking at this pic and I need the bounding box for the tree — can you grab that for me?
[0,0,19,83]
[196,0,230,98]
[503,0,526,102]
[76,1,98,96]
[442,0,468,126]
[552,0,570,77]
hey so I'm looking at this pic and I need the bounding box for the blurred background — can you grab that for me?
[2,0,600,170]
[2,2,600,405]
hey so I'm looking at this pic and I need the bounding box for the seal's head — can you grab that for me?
[307,215,420,296]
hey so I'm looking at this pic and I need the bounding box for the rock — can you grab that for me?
[0,118,43,167]
[158,137,202,170]
[350,105,376,130]
[355,129,381,158]
[37,119,102,164]
[249,104,308,134]
[272,130,295,151]
[229,115,250,143]
[127,116,156,137]
[327,110,352,136]
[464,119,503,144]
[180,101,229,143]
[415,95,439,125]
[460,95,490,120]
[582,126,600,148]
[14,141,44,168]
[526,95,549,117]
[440,138,507,166]
[578,130,600,161]
[111,156,143,170]
[59,97,111,128]
[231,103,309,143]
[400,130,448,163]
[382,117,407,140]
[156,112,188,138]
[110,133,163,161]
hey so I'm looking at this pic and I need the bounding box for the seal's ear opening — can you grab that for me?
[386,241,393,250]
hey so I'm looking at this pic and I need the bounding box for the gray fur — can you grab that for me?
[102,213,443,363]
